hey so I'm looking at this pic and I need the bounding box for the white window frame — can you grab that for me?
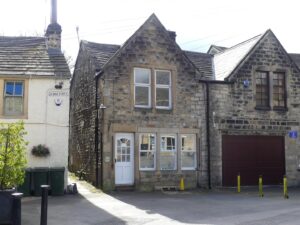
[134,68,151,108]
[4,81,24,116]
[155,70,171,109]
[181,134,197,170]
[160,134,177,170]
[139,133,156,171]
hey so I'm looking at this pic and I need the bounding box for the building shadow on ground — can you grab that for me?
[22,193,126,225]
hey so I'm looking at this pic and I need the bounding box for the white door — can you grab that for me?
[115,133,134,185]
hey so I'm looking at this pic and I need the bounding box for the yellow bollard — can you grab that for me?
[259,175,264,197]
[237,174,241,193]
[180,177,185,191]
[283,175,289,199]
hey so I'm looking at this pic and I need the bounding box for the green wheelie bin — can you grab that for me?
[32,167,49,196]
[49,167,65,195]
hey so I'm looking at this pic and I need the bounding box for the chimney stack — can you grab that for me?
[50,0,58,24]
[168,31,176,42]
[45,0,62,50]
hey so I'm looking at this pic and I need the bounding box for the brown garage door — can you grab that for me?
[222,135,285,186]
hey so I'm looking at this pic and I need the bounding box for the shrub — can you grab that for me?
[0,121,28,190]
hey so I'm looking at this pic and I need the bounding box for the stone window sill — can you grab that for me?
[255,106,271,111]
[273,107,288,112]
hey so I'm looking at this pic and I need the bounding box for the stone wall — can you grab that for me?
[210,31,300,186]
[69,46,98,184]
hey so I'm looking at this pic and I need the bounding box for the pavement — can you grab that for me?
[22,178,300,225]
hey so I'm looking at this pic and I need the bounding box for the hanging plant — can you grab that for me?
[31,144,50,157]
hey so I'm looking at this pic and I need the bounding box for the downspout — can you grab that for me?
[95,70,100,188]
[205,81,211,189]
[199,79,233,189]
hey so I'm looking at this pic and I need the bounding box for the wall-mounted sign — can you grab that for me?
[289,130,298,139]
[48,90,69,107]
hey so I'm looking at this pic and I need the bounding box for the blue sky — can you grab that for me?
[1,0,299,68]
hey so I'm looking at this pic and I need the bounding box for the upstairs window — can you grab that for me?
[155,70,171,109]
[134,68,151,108]
[255,71,269,108]
[273,72,286,108]
[4,81,24,116]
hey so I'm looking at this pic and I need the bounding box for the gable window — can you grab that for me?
[181,134,196,170]
[273,72,286,108]
[255,71,269,108]
[4,81,24,116]
[134,68,151,108]
[155,70,171,109]
[139,134,156,170]
[160,134,176,170]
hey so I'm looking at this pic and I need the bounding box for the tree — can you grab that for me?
[0,121,28,190]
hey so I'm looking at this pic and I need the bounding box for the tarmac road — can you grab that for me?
[22,179,300,225]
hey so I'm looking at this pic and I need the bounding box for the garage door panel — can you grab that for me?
[222,135,285,186]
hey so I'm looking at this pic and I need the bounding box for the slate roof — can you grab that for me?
[81,41,214,80]
[213,34,263,80]
[184,51,214,80]
[81,40,120,69]
[289,53,300,69]
[0,36,70,78]
[207,45,228,54]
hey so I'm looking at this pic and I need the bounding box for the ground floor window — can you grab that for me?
[160,134,177,170]
[138,132,197,172]
[139,134,156,170]
[181,134,196,170]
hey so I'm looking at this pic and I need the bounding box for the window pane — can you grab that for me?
[156,88,169,107]
[5,82,14,96]
[156,71,170,85]
[5,97,23,115]
[135,86,149,106]
[14,98,23,114]
[160,152,176,170]
[182,152,196,168]
[161,136,176,151]
[140,152,155,169]
[181,135,195,151]
[135,68,150,84]
[15,82,23,96]
[139,134,156,170]
[256,71,269,107]
[273,72,285,107]
[140,134,155,151]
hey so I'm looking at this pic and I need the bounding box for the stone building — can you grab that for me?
[69,14,213,191]
[209,30,300,187]
[69,14,300,191]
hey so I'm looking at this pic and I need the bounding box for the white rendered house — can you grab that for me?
[0,0,70,189]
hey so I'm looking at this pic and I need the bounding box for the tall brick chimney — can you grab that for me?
[45,0,62,50]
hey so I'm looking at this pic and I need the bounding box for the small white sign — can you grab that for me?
[48,90,69,106]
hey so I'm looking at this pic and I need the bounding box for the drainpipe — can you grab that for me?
[199,79,233,189]
[205,82,211,189]
[95,72,100,188]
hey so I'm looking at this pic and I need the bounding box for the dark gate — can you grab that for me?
[222,135,285,186]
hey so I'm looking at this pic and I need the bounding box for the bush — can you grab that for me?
[31,144,50,157]
[0,121,28,190]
